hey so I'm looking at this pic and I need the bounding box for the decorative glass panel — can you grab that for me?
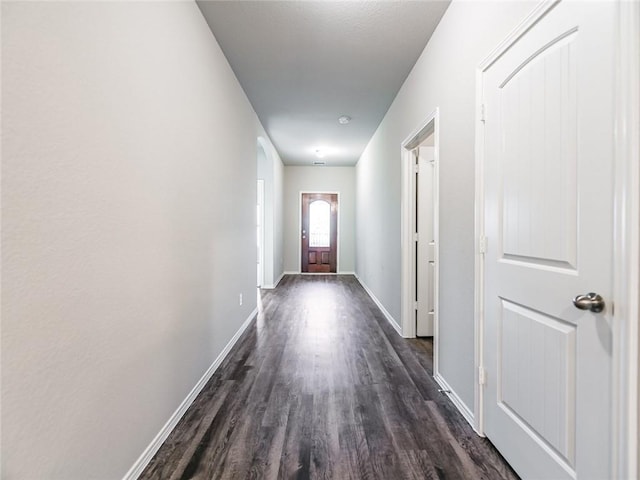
[309,200,330,247]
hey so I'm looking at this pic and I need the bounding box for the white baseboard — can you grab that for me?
[274,271,285,287]
[354,274,403,337]
[122,307,258,480]
[262,271,285,289]
[338,271,356,275]
[433,372,477,432]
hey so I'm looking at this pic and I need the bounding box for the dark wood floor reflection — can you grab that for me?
[140,275,518,480]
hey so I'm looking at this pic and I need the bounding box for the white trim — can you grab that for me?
[473,65,486,436]
[612,1,640,478]
[355,274,403,338]
[261,271,285,290]
[432,120,440,378]
[122,308,258,480]
[297,191,341,274]
[400,145,415,338]
[433,372,477,432]
[478,0,559,73]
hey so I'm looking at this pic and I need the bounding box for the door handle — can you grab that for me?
[573,292,605,313]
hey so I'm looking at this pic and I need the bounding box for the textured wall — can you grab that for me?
[283,166,356,273]
[355,0,536,411]
[2,2,271,478]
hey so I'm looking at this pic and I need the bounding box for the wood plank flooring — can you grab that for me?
[140,275,518,480]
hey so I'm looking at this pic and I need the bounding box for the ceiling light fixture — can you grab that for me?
[313,161,326,166]
[338,115,351,125]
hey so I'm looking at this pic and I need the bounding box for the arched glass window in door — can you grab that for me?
[309,200,330,247]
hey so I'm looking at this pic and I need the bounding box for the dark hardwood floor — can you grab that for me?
[140,275,518,480]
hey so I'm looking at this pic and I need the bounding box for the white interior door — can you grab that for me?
[482,2,615,478]
[417,146,436,337]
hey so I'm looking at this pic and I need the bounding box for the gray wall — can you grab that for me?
[284,166,356,273]
[1,2,274,478]
[355,0,535,412]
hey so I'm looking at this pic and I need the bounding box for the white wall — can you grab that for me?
[355,0,535,411]
[284,166,355,273]
[1,2,272,478]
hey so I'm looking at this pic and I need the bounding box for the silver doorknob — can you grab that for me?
[573,292,605,313]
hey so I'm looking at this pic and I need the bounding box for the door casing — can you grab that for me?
[473,1,640,477]
[400,109,459,423]
[257,179,265,287]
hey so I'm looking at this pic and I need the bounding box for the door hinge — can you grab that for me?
[414,301,419,311]
[480,103,486,123]
[414,232,419,242]
[478,366,486,385]
[478,236,487,254]
[413,164,420,174]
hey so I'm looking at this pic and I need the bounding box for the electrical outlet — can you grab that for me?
[239,293,243,306]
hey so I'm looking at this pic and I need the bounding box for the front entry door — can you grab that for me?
[482,2,615,479]
[301,193,337,273]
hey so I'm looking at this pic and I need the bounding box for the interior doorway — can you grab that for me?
[256,179,264,287]
[300,193,338,273]
[257,137,276,288]
[415,138,436,337]
[401,109,448,412]
[401,111,440,340]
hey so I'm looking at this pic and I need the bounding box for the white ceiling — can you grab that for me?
[197,1,450,166]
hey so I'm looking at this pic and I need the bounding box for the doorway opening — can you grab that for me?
[300,193,338,273]
[414,136,436,337]
[257,179,264,287]
[257,137,276,288]
[400,109,447,412]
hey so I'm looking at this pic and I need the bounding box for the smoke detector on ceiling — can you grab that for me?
[338,115,351,125]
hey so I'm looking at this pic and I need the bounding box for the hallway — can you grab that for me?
[140,275,517,479]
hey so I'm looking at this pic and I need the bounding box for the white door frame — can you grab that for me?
[257,137,275,288]
[297,191,341,274]
[473,1,640,475]
[611,1,640,477]
[257,179,265,287]
[400,107,440,344]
